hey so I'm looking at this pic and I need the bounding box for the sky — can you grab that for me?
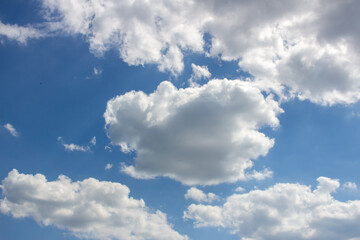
[1,0,360,239]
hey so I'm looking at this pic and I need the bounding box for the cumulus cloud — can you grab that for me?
[0,169,187,240]
[185,187,218,203]
[3,123,19,138]
[30,0,360,104]
[104,79,282,185]
[184,176,360,240]
[57,136,95,152]
[39,0,205,75]
[2,0,360,103]
[0,21,43,44]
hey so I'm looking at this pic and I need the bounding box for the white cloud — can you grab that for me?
[234,186,245,192]
[57,136,93,152]
[89,136,96,146]
[0,21,43,44]
[3,123,19,137]
[188,64,211,86]
[104,145,112,152]
[185,187,218,203]
[0,169,187,240]
[93,67,102,76]
[39,0,204,75]
[33,0,360,104]
[343,182,357,190]
[105,163,113,170]
[104,79,282,185]
[184,176,360,240]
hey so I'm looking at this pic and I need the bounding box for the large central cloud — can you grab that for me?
[104,79,282,185]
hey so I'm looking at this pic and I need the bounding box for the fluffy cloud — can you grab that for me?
[3,123,19,137]
[40,0,204,75]
[104,79,282,185]
[31,0,360,104]
[0,21,43,44]
[184,177,360,240]
[185,187,218,203]
[0,169,187,240]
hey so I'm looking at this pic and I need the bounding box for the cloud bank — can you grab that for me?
[3,0,350,104]
[0,169,187,240]
[184,177,360,240]
[104,79,282,185]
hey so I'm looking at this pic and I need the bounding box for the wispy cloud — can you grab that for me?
[0,21,44,44]
[93,67,102,76]
[90,136,96,146]
[3,123,19,137]
[188,63,211,86]
[57,136,95,152]
[105,163,113,170]
[104,146,112,152]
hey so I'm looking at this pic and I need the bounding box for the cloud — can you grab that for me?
[104,79,282,185]
[89,136,96,146]
[3,123,19,137]
[0,169,187,240]
[343,181,357,190]
[188,63,211,86]
[105,163,113,170]
[93,67,102,76]
[104,146,112,152]
[234,186,245,192]
[57,136,95,152]
[31,0,360,104]
[184,176,360,240]
[185,187,218,203]
[0,21,43,44]
[39,0,205,75]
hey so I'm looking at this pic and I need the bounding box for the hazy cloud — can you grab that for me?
[0,21,43,44]
[105,163,113,170]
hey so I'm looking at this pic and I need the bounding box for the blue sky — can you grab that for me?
[1,1,360,239]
